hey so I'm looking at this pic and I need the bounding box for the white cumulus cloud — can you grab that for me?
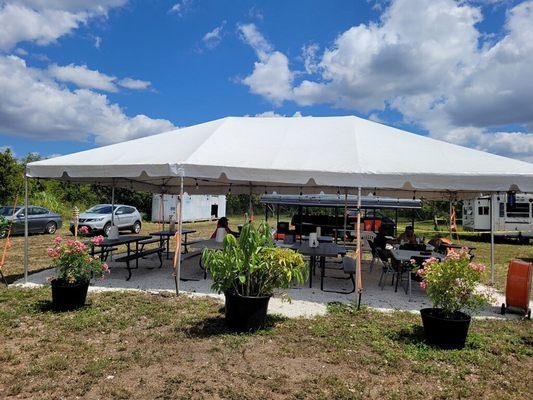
[0,1,127,51]
[238,0,533,161]
[0,55,174,144]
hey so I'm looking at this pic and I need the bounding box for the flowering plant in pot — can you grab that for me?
[47,235,109,310]
[202,221,306,332]
[417,248,488,349]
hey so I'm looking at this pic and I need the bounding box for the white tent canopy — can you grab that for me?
[26,116,533,198]
[23,115,533,293]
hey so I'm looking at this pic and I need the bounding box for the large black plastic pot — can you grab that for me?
[224,292,271,332]
[420,308,471,349]
[51,279,89,311]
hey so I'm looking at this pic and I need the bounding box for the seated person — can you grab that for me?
[373,226,390,249]
[396,226,419,245]
[210,217,238,239]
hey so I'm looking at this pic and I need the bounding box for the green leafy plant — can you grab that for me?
[202,222,307,297]
[417,249,489,316]
[47,235,109,284]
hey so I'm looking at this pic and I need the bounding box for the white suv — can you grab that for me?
[70,204,142,236]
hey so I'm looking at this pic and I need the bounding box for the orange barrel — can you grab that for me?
[502,260,532,318]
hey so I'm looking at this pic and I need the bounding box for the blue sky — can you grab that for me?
[0,0,532,161]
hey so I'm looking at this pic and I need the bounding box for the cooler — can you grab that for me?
[501,259,532,318]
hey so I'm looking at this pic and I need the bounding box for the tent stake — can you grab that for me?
[23,174,29,283]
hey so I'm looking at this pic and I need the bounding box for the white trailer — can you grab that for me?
[151,194,226,223]
[463,193,533,242]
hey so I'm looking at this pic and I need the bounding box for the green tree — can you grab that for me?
[0,149,23,205]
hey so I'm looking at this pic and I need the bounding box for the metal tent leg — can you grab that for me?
[23,175,29,283]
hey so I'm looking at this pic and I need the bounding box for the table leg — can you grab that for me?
[309,256,314,288]
[166,236,170,260]
[135,241,139,269]
[320,256,325,291]
[183,233,188,254]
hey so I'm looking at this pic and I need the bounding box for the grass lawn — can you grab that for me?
[0,288,531,399]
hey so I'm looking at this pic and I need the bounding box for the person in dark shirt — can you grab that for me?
[373,225,389,249]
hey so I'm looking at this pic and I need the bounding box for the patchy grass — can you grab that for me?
[0,288,531,399]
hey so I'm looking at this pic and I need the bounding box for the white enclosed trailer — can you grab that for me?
[152,194,226,223]
[463,193,533,241]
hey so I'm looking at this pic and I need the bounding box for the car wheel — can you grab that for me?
[103,222,112,237]
[132,221,142,234]
[45,221,57,234]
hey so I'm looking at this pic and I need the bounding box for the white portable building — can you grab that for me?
[151,194,226,223]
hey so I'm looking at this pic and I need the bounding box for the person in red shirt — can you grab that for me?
[210,217,238,239]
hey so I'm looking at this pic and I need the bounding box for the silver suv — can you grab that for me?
[70,204,142,236]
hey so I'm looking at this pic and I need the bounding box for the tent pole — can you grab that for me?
[298,205,302,243]
[249,184,253,221]
[490,193,495,285]
[111,180,115,227]
[343,189,348,244]
[449,198,453,240]
[395,208,398,236]
[334,206,339,243]
[23,174,29,283]
[356,187,362,309]
[162,193,165,231]
[173,176,184,295]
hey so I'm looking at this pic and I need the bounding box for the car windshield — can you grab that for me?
[86,205,116,214]
[0,206,20,216]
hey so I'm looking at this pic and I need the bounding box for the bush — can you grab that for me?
[47,235,109,284]
[202,221,307,297]
[417,249,489,316]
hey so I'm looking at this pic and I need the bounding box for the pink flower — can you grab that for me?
[423,257,438,267]
[91,235,104,246]
[417,268,425,276]
[53,236,62,244]
[79,226,89,234]
[469,262,486,272]
[409,258,417,266]
[66,239,75,246]
[102,263,110,273]
[420,281,427,289]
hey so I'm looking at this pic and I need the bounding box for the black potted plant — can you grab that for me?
[47,234,109,311]
[202,221,307,332]
[417,249,488,349]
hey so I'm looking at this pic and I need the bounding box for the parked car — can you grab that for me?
[70,204,142,236]
[0,205,62,237]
